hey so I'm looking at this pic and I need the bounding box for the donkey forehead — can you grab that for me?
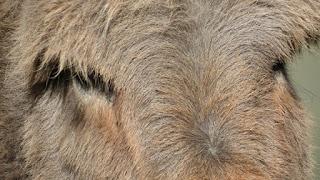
[35,0,315,75]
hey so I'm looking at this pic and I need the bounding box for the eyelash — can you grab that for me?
[74,72,116,102]
[29,62,72,100]
[29,58,115,102]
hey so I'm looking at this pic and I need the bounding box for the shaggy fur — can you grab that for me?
[1,0,320,179]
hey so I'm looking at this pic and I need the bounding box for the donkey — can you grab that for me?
[1,0,320,179]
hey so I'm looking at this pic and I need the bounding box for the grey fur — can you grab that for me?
[1,0,320,179]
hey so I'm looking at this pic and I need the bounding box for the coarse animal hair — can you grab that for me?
[1,0,320,179]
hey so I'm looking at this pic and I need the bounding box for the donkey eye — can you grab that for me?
[272,60,288,80]
[29,60,72,100]
[272,61,286,73]
[74,72,116,102]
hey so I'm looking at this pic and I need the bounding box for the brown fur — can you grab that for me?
[1,0,320,179]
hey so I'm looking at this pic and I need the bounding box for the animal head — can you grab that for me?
[2,0,320,179]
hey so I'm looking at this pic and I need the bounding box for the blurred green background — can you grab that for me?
[288,47,320,178]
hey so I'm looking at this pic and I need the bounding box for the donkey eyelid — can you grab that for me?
[73,72,116,102]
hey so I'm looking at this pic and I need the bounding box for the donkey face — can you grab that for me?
[1,0,319,179]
